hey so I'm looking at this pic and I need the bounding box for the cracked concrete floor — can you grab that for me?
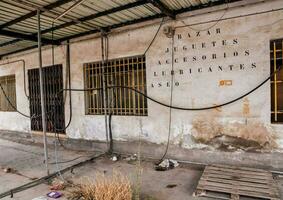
[0,138,94,199]
[0,138,283,200]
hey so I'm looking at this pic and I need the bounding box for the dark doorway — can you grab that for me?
[28,64,65,133]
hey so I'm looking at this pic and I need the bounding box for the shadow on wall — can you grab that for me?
[191,118,278,152]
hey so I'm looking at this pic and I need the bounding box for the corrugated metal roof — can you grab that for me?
[0,0,236,57]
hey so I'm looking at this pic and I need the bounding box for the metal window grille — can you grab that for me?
[0,75,16,111]
[271,39,283,123]
[84,55,148,116]
[28,64,65,133]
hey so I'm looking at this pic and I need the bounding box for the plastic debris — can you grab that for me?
[125,154,137,161]
[155,159,179,171]
[3,167,12,173]
[124,154,138,164]
[111,155,118,162]
[50,178,65,190]
[47,191,62,199]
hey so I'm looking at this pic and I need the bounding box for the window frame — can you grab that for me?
[270,38,283,123]
[0,74,17,112]
[83,55,148,116]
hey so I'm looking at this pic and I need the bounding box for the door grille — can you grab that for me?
[28,64,65,133]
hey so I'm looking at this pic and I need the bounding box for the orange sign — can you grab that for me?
[219,80,232,86]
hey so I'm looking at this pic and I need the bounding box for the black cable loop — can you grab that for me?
[0,82,30,118]
[55,63,280,112]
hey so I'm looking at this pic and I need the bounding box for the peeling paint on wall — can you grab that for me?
[242,98,250,116]
[191,117,277,151]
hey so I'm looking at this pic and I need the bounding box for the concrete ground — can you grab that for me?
[0,138,94,200]
[0,138,283,200]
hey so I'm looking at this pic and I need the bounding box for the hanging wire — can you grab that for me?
[176,2,229,31]
[143,17,165,55]
[158,33,175,162]
[0,82,30,118]
[0,60,29,99]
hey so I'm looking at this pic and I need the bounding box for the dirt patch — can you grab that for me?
[191,118,277,151]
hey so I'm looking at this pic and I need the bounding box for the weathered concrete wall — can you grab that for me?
[0,0,283,152]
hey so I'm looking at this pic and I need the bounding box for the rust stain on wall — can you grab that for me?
[191,118,277,151]
[242,98,250,116]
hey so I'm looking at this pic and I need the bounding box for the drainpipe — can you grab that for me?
[37,9,49,175]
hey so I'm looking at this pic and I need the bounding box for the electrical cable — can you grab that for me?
[46,62,282,155]
[54,16,164,152]
[2,16,277,176]
[0,24,62,120]
[158,34,175,163]
[103,34,114,154]
[55,62,281,112]
[49,155,91,165]
[51,45,73,133]
[0,59,29,99]
[50,21,73,152]
[0,153,104,199]
[49,21,78,182]
[0,60,32,118]
[101,31,110,148]
[177,2,229,31]
[2,62,281,133]
[1,5,282,191]
[0,82,30,118]
[143,17,165,55]
[54,133,65,181]
[55,15,164,154]
[108,87,117,154]
[5,6,279,166]
[0,81,56,119]
[107,16,165,154]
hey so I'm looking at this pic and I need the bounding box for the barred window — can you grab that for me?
[84,55,147,116]
[0,75,16,111]
[271,39,283,123]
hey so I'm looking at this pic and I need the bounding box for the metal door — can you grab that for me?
[28,64,65,133]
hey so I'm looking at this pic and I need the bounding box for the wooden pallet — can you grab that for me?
[194,165,280,200]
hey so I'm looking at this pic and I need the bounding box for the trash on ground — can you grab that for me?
[3,167,12,173]
[1,166,18,174]
[50,178,66,190]
[47,191,62,199]
[124,154,138,164]
[124,154,138,161]
[155,159,179,171]
[110,155,118,162]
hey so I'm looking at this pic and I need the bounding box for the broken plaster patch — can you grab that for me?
[191,117,278,151]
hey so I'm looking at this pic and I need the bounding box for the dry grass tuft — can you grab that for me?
[68,171,132,200]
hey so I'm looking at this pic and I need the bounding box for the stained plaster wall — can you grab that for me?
[0,0,283,151]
